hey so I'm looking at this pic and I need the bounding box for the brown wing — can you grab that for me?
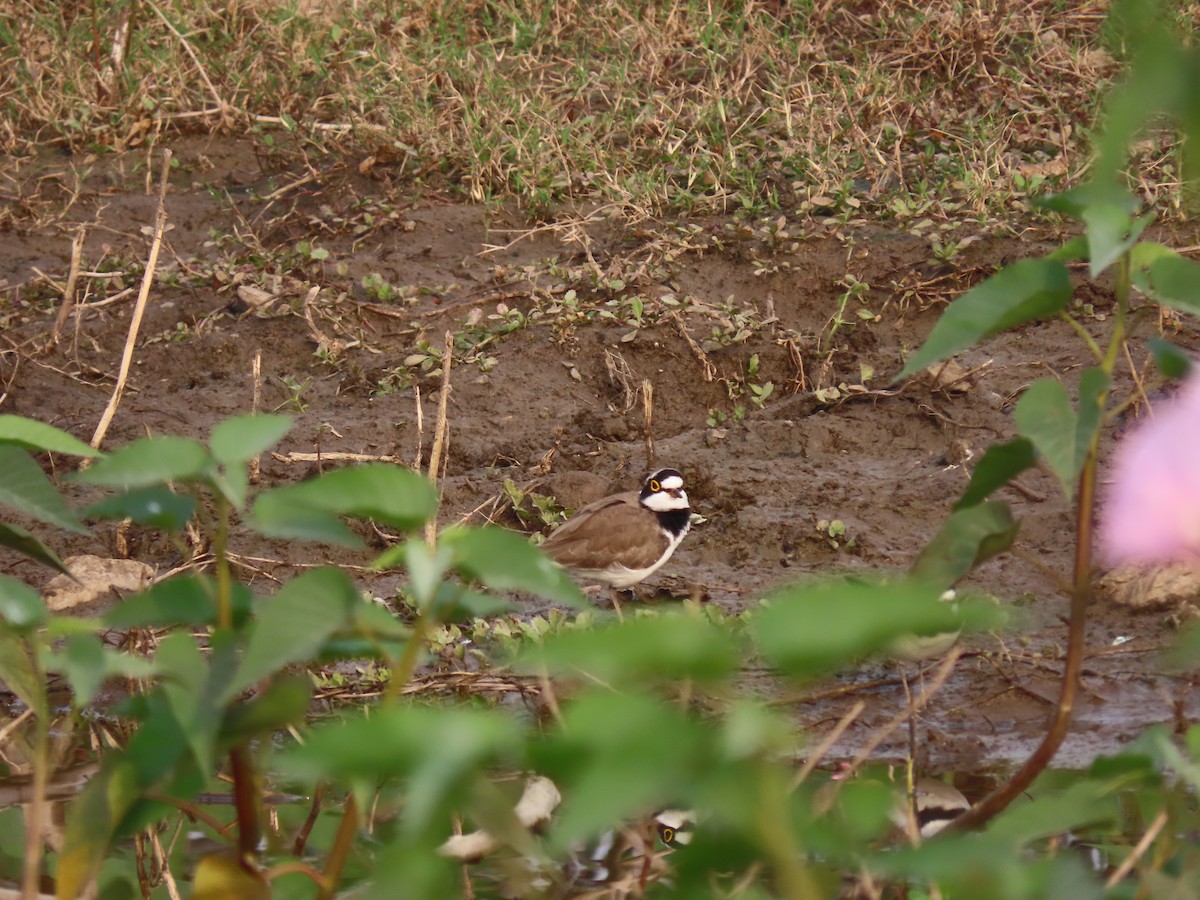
[541,491,668,571]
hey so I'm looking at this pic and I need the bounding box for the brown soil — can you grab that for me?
[3,137,1199,775]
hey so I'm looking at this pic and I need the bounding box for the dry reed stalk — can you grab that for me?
[424,331,454,547]
[52,226,86,344]
[89,149,171,453]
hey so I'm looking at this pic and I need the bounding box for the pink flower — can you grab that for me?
[1100,375,1200,565]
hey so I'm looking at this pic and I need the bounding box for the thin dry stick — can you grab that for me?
[423,332,454,547]
[845,649,962,777]
[1104,806,1168,887]
[671,311,717,382]
[272,451,408,465]
[642,379,655,466]
[148,828,182,900]
[1122,342,1152,418]
[413,385,424,470]
[791,700,865,790]
[52,226,86,343]
[250,350,262,480]
[90,149,172,451]
[145,0,229,116]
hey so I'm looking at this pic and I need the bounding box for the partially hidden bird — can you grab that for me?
[540,467,691,610]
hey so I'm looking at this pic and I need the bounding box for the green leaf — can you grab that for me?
[104,575,251,629]
[0,522,72,576]
[46,634,155,707]
[210,464,249,509]
[0,573,48,630]
[157,632,222,775]
[84,486,196,531]
[1074,367,1109,477]
[1080,203,1151,278]
[58,759,141,900]
[910,501,1018,590]
[531,691,708,847]
[75,436,212,489]
[0,445,87,533]
[441,526,587,608]
[753,577,996,677]
[252,464,436,545]
[1147,337,1193,378]
[282,706,521,834]
[954,437,1037,510]
[228,567,360,697]
[897,258,1072,379]
[210,414,292,466]
[0,630,42,715]
[250,491,360,546]
[51,633,105,707]
[219,676,312,746]
[529,613,738,684]
[1130,241,1200,315]
[0,415,98,456]
[985,778,1123,845]
[402,538,453,608]
[1014,378,1077,500]
[1037,182,1140,220]
[120,690,193,786]
[1045,234,1091,263]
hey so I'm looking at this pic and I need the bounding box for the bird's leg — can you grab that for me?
[608,586,625,622]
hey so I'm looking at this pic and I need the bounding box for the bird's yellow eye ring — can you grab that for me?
[660,827,675,845]
[650,479,661,492]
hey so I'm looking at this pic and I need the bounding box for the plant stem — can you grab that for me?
[757,768,820,899]
[318,792,359,900]
[214,495,233,630]
[946,437,1098,831]
[229,746,260,862]
[21,643,48,900]
[383,605,431,703]
[949,250,1130,832]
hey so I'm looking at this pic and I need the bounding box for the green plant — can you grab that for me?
[273,373,312,412]
[502,478,567,531]
[816,517,851,550]
[0,413,586,898]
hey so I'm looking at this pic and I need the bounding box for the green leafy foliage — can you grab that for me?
[0,572,48,630]
[1147,337,1193,378]
[954,438,1037,510]
[282,706,522,834]
[0,522,73,575]
[228,567,361,697]
[0,415,98,456]
[753,578,996,677]
[897,258,1073,378]
[0,444,87,533]
[209,413,292,465]
[1014,370,1110,501]
[1130,241,1200,314]
[439,525,587,608]
[103,575,252,629]
[529,611,739,684]
[74,436,213,489]
[910,501,1019,589]
[252,463,436,545]
[84,485,197,531]
[11,4,1200,897]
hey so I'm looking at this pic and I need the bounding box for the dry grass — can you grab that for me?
[0,0,1173,222]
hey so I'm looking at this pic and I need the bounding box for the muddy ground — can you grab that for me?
[2,137,1199,783]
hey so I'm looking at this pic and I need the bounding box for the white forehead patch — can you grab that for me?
[658,473,683,491]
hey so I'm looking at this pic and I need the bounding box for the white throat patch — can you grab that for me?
[642,486,689,512]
